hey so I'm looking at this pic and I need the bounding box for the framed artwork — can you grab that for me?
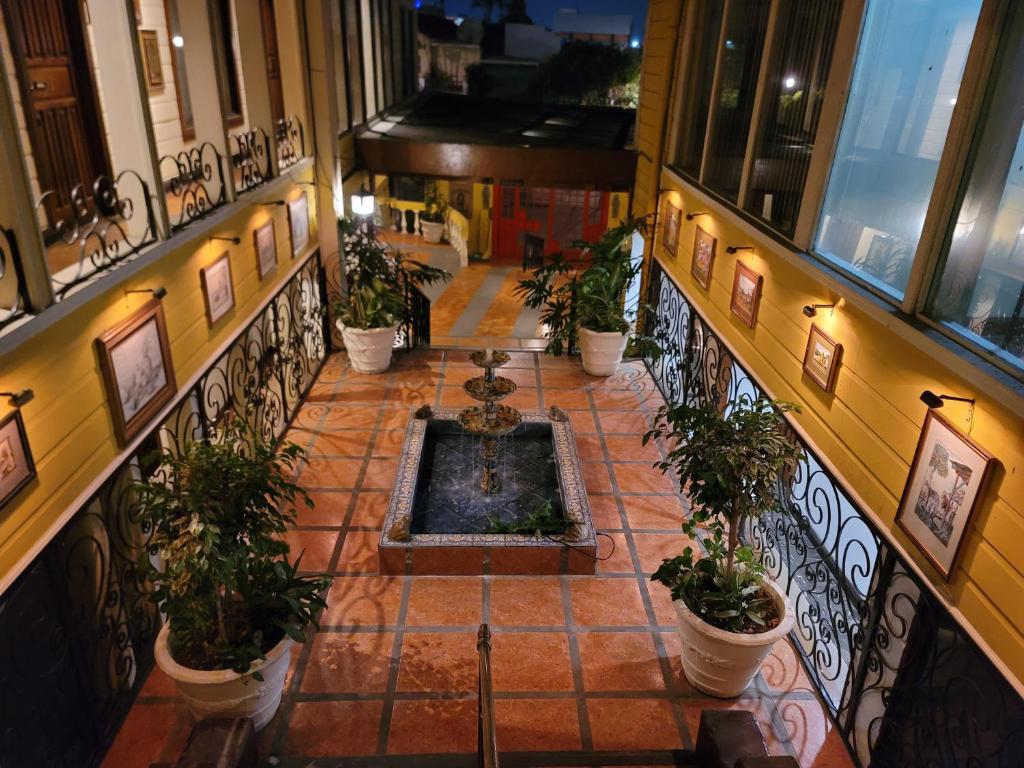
[691,226,716,290]
[96,300,177,447]
[802,324,843,392]
[139,30,164,89]
[0,410,35,510]
[730,262,763,328]
[288,194,310,257]
[662,202,681,257]
[254,220,277,280]
[200,252,235,326]
[896,411,994,580]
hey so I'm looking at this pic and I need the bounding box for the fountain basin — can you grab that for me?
[379,407,597,575]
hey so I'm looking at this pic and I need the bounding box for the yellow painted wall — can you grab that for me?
[634,0,1024,687]
[0,174,319,587]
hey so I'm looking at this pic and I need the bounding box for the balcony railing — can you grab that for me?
[275,115,305,171]
[36,170,158,300]
[229,126,273,194]
[642,257,1024,767]
[0,250,328,767]
[477,624,499,768]
[158,142,228,233]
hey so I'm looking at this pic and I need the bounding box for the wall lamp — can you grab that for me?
[803,303,835,318]
[920,390,975,409]
[125,286,167,300]
[261,200,287,207]
[726,245,754,254]
[685,210,709,221]
[209,236,241,245]
[0,389,34,408]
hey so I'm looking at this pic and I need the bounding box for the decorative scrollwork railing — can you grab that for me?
[642,258,1024,767]
[275,115,305,171]
[0,225,30,333]
[229,127,273,194]
[396,269,431,351]
[158,142,227,233]
[36,170,158,300]
[0,251,329,768]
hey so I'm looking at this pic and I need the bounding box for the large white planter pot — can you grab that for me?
[154,623,293,731]
[339,321,398,374]
[421,219,445,243]
[673,577,795,698]
[578,328,629,376]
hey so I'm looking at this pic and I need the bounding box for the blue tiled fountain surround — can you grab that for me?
[379,407,597,575]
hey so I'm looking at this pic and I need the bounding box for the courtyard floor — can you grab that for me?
[103,349,854,768]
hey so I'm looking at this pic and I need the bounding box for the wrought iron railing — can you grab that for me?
[643,258,1024,767]
[0,251,328,768]
[36,171,159,300]
[398,270,431,350]
[229,126,273,194]
[158,142,228,233]
[0,224,30,333]
[275,115,305,171]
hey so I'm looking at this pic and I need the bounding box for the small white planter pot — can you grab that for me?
[154,623,293,731]
[673,577,795,698]
[578,327,629,376]
[421,219,445,243]
[339,321,398,374]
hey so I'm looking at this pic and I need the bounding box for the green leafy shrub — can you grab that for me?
[136,417,330,675]
[419,181,449,224]
[333,217,451,329]
[514,217,661,358]
[644,397,803,633]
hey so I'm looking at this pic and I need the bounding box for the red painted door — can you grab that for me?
[492,185,610,265]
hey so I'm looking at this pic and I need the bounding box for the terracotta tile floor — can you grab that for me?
[107,349,854,768]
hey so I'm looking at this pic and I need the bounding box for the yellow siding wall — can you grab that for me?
[0,176,319,587]
[636,0,1024,686]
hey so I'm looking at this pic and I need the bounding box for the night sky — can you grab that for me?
[438,0,649,38]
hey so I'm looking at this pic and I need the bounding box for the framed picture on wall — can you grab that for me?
[288,194,310,257]
[896,411,994,580]
[255,220,277,280]
[691,226,716,290]
[0,410,35,511]
[662,201,681,257]
[139,30,164,89]
[96,300,177,447]
[802,325,843,392]
[200,252,235,326]
[730,262,763,329]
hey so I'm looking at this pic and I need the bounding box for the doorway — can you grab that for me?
[260,0,285,124]
[2,0,110,228]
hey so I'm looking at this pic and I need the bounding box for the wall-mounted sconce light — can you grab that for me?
[802,303,835,318]
[125,286,167,300]
[209,236,241,245]
[920,390,975,409]
[725,245,754,254]
[261,200,287,207]
[685,211,709,221]
[0,389,34,408]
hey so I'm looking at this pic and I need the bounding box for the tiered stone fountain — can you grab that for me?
[458,350,521,494]
[378,349,596,575]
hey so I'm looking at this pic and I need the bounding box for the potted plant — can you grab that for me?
[644,397,802,697]
[136,416,330,730]
[419,181,448,243]
[335,218,451,373]
[516,218,660,375]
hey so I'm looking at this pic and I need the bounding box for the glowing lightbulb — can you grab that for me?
[949,97,957,105]
[783,76,797,89]
[172,34,184,48]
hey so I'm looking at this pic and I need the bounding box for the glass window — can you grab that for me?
[745,0,843,236]
[927,3,1024,373]
[702,0,771,200]
[815,0,982,299]
[674,0,725,177]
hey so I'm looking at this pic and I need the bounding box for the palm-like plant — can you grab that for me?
[515,217,660,358]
